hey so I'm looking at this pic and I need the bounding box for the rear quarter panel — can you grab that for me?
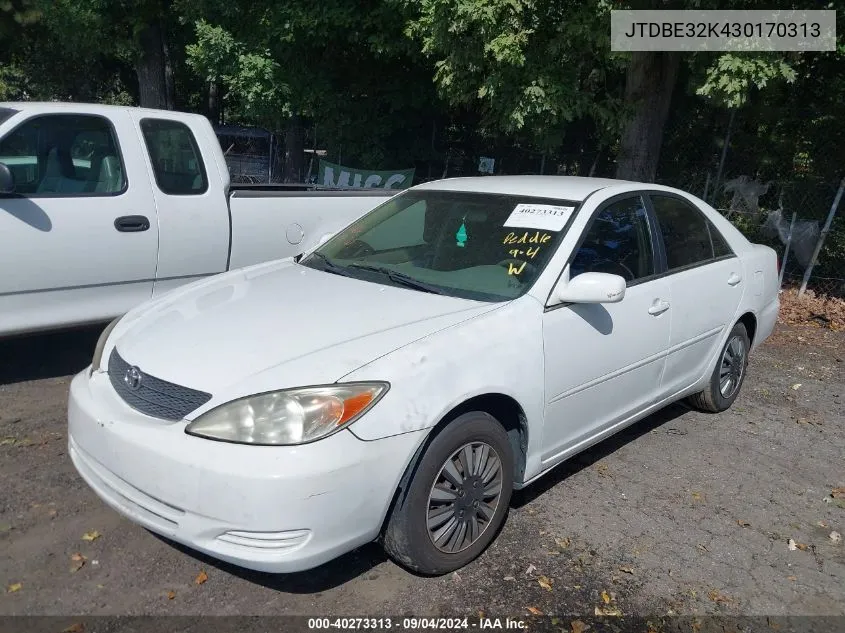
[227,191,391,269]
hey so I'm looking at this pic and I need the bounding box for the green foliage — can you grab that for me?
[697,53,797,108]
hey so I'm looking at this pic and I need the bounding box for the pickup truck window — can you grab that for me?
[304,190,580,302]
[0,107,17,126]
[140,118,208,195]
[0,114,126,196]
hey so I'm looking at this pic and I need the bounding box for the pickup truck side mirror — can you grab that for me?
[553,271,626,305]
[0,162,15,194]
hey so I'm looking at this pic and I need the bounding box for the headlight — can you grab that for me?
[91,316,122,373]
[184,382,389,446]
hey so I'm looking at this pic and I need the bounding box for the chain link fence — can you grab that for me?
[659,173,845,299]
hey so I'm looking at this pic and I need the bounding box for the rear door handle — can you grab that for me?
[648,299,671,316]
[114,215,150,232]
[727,273,742,286]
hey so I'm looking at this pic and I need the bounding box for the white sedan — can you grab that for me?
[68,176,779,575]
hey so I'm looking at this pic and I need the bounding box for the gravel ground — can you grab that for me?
[0,323,843,619]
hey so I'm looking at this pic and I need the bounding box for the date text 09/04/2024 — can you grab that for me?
[307,617,528,630]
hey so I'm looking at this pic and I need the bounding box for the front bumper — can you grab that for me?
[68,369,425,573]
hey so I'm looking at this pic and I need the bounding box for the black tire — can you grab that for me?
[687,321,751,413]
[382,411,514,575]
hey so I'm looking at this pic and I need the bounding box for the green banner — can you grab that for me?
[317,160,415,190]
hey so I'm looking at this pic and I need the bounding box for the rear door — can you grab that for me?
[647,193,744,394]
[0,109,159,335]
[131,114,230,297]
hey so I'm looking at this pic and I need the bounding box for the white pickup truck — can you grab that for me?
[0,102,391,337]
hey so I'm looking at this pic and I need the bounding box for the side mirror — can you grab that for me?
[0,162,14,194]
[553,272,626,305]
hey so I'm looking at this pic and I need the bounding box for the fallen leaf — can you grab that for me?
[595,463,610,477]
[63,624,84,633]
[526,606,543,616]
[788,539,798,551]
[70,552,86,573]
[817,521,829,528]
[6,583,21,593]
[737,520,751,528]
[708,589,731,604]
[554,536,571,549]
[796,542,808,551]
[619,566,634,574]
[194,570,208,585]
[601,589,612,604]
[0,522,11,533]
[696,543,709,552]
[787,576,797,582]
[570,620,589,633]
[81,531,101,542]
[537,576,553,591]
[167,591,176,600]
[691,492,703,501]
[830,531,842,544]
[0,437,16,446]
[594,605,622,616]
[791,383,802,390]
[832,487,845,499]
[525,563,537,576]
[478,611,485,620]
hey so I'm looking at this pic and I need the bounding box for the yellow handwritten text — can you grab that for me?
[502,231,552,246]
[507,261,527,275]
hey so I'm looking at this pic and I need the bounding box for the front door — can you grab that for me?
[541,195,672,465]
[0,110,159,335]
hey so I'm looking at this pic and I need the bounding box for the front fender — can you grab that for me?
[341,297,547,479]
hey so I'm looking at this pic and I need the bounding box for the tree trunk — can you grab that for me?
[283,115,305,183]
[208,80,221,126]
[136,19,172,110]
[615,51,681,182]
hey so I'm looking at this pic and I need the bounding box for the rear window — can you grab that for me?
[140,118,208,195]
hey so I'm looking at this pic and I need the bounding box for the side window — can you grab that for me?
[0,114,125,196]
[651,195,715,270]
[140,119,207,195]
[360,200,426,250]
[709,222,734,258]
[570,196,655,284]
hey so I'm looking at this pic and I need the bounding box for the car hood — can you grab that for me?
[112,260,498,395]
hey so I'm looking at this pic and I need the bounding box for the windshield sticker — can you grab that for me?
[504,204,575,232]
[455,221,468,247]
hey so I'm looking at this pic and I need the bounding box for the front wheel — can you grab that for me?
[688,321,750,413]
[382,412,514,575]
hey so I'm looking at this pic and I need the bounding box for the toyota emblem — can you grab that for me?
[124,366,143,391]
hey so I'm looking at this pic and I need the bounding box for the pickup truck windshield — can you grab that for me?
[302,190,580,302]
[0,107,18,126]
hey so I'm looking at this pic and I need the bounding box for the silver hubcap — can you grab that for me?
[719,335,746,398]
[426,442,503,554]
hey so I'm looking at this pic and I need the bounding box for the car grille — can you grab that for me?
[108,349,212,421]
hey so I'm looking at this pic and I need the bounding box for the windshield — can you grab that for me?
[0,107,18,127]
[301,190,580,302]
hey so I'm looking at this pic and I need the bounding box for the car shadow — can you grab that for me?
[512,401,693,508]
[0,323,105,385]
[149,532,389,592]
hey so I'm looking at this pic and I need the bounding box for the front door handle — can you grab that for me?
[727,273,742,286]
[114,215,150,232]
[648,299,671,316]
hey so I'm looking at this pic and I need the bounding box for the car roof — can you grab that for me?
[0,101,208,120]
[412,175,641,202]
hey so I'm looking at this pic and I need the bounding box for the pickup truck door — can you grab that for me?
[0,109,159,335]
[130,113,230,297]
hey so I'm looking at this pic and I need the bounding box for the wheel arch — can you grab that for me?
[377,393,529,539]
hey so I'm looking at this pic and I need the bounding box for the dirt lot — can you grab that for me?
[1,323,843,618]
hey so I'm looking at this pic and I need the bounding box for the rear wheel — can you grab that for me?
[688,321,750,413]
[382,412,513,575]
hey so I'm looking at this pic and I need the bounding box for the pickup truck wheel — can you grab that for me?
[382,412,513,576]
[688,322,750,413]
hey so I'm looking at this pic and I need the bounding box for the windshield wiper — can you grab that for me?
[305,252,358,278]
[347,263,444,295]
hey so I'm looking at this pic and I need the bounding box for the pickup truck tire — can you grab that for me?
[688,321,750,413]
[382,412,513,576]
